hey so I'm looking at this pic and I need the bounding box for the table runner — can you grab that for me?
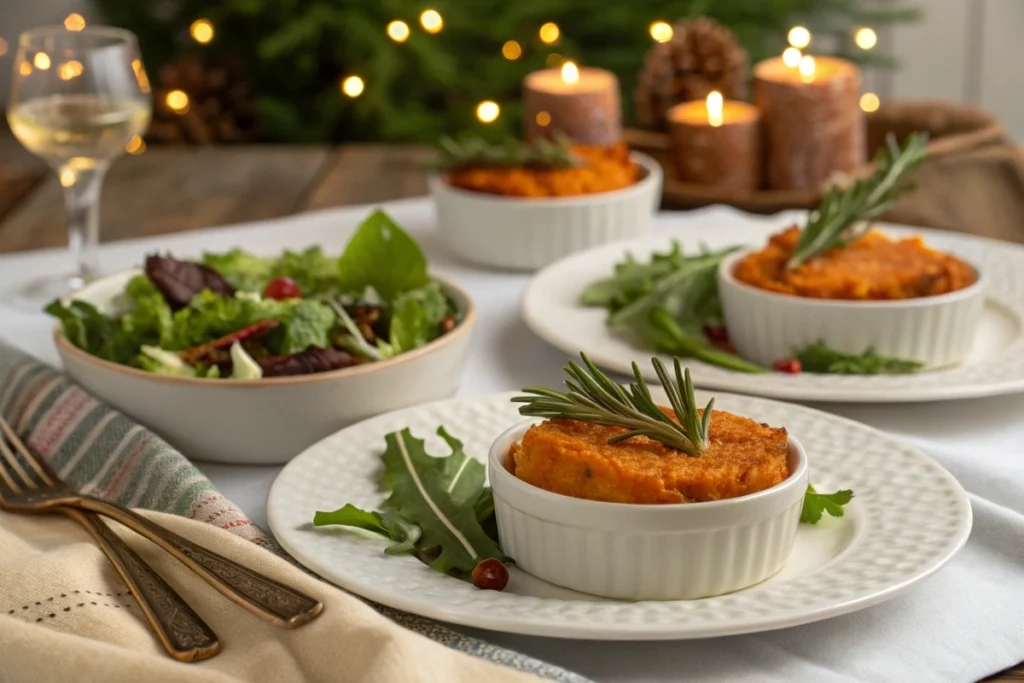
[0,342,587,683]
[1,199,1024,682]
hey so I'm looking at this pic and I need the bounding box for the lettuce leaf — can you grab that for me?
[201,249,273,292]
[388,281,449,354]
[337,210,429,302]
[169,291,291,349]
[277,299,336,354]
[202,246,340,296]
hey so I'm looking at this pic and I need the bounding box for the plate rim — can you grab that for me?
[520,222,1024,403]
[267,390,973,641]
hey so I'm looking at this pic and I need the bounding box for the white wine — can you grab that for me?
[8,94,150,167]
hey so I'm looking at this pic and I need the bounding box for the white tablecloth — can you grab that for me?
[2,198,1023,683]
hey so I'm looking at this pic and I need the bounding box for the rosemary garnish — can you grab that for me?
[787,132,930,270]
[430,135,581,171]
[512,354,712,456]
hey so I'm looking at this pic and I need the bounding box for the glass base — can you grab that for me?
[1,272,92,313]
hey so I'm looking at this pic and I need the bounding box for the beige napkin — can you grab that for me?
[0,509,539,683]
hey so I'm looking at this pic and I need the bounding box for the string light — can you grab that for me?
[860,92,880,112]
[854,27,877,50]
[58,60,83,80]
[165,89,190,113]
[420,10,443,34]
[536,111,551,127]
[649,21,673,43]
[64,13,86,31]
[799,55,816,82]
[782,47,802,67]
[546,53,564,68]
[787,25,811,49]
[18,61,31,76]
[502,40,522,60]
[476,100,499,123]
[126,135,146,155]
[190,19,214,44]
[341,75,364,97]
[561,60,579,84]
[539,22,560,44]
[33,52,51,70]
[387,20,410,42]
[0,38,8,56]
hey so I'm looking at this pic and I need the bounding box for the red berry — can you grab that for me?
[263,277,301,300]
[703,325,729,343]
[772,358,802,374]
[471,558,510,591]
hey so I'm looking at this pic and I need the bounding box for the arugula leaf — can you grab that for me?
[388,281,449,354]
[794,342,923,375]
[337,210,430,302]
[313,503,422,555]
[277,299,336,355]
[649,307,767,374]
[800,484,855,524]
[380,428,505,573]
[580,242,688,311]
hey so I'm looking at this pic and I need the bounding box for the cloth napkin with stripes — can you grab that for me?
[0,342,586,683]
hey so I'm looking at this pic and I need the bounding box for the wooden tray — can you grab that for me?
[626,100,1007,214]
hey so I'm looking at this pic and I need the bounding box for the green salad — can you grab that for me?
[46,210,463,380]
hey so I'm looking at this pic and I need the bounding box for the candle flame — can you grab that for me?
[561,60,579,85]
[799,55,815,82]
[706,90,723,128]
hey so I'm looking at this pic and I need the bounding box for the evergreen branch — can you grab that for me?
[512,353,713,456]
[787,132,930,270]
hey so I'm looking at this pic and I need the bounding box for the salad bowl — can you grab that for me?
[55,269,476,465]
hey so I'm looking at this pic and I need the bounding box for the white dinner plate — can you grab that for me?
[522,222,1024,403]
[267,391,971,640]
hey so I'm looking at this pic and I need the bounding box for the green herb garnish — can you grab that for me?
[794,341,923,375]
[801,484,854,524]
[431,135,580,171]
[514,353,712,456]
[314,427,505,574]
[788,132,930,270]
[580,243,766,374]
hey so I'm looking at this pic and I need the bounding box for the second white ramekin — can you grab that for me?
[717,249,987,369]
[488,419,808,601]
[429,152,663,271]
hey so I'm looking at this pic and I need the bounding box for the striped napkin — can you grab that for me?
[0,342,587,683]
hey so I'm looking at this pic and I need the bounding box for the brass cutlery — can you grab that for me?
[0,416,323,648]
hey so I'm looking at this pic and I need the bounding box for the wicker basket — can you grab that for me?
[627,100,1024,243]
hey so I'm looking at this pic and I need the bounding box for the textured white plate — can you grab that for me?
[266,391,971,640]
[522,223,1024,402]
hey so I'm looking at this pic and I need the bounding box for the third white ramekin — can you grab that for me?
[488,419,808,601]
[429,152,663,271]
[717,249,987,369]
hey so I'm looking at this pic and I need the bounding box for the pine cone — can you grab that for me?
[634,17,749,130]
[147,53,260,145]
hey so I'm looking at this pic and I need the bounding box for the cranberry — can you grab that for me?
[772,358,802,374]
[471,558,510,591]
[703,325,729,343]
[263,276,301,300]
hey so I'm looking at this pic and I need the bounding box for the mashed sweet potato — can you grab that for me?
[445,143,640,198]
[733,225,977,300]
[508,410,790,504]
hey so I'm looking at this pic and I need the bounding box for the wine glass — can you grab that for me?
[6,25,151,306]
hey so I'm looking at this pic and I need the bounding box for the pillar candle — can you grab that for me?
[666,91,762,190]
[523,62,621,146]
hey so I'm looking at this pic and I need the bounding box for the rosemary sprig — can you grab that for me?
[429,135,581,171]
[787,132,930,270]
[512,353,713,456]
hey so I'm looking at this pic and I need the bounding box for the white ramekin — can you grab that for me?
[717,249,987,369]
[429,152,663,271]
[488,419,808,601]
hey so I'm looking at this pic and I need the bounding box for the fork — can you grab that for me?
[0,417,323,629]
[0,425,220,661]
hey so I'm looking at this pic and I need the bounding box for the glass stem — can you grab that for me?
[61,164,107,290]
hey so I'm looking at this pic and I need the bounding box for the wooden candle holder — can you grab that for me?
[754,56,865,191]
[666,100,761,190]
[523,67,622,146]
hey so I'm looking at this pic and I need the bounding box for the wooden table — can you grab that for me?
[0,139,1021,682]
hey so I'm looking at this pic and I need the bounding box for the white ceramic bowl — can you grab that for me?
[55,269,476,465]
[488,419,808,601]
[429,152,663,271]
[717,249,987,369]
